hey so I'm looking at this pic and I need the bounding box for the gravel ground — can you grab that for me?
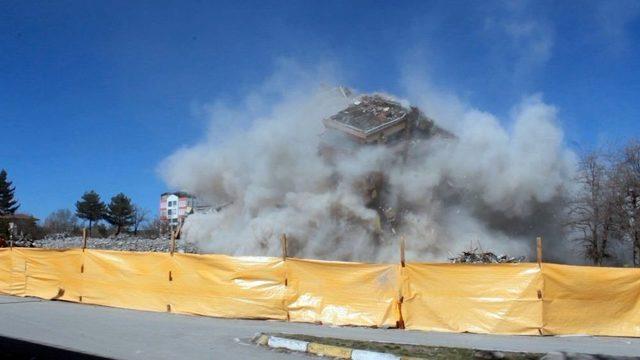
[20,234,200,253]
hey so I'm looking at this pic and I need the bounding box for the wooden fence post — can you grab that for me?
[170,231,176,256]
[397,235,406,329]
[280,233,290,321]
[536,236,543,268]
[79,229,87,303]
[400,235,406,267]
[536,236,544,336]
[280,234,288,261]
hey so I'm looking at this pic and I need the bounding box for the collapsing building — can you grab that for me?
[319,93,453,164]
[319,91,454,237]
[165,85,572,262]
[318,93,533,263]
[322,93,451,146]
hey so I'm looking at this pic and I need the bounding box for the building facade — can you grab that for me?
[159,192,195,226]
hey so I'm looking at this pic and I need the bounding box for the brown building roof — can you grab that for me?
[324,95,408,134]
[322,93,453,145]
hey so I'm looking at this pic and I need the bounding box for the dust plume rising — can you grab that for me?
[160,70,576,262]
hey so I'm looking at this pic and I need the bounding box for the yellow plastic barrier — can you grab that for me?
[19,248,83,301]
[0,249,13,294]
[542,263,640,337]
[401,263,542,335]
[8,249,27,297]
[81,250,172,312]
[285,258,400,327]
[4,247,640,337]
[170,253,286,320]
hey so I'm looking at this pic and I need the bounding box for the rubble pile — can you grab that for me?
[25,233,200,253]
[449,249,525,264]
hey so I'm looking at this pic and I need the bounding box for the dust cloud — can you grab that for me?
[160,69,576,262]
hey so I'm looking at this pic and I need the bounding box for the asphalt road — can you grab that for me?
[0,295,639,359]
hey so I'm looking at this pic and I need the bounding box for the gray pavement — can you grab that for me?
[0,295,639,359]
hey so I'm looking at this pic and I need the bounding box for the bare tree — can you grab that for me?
[145,216,170,238]
[132,206,150,236]
[610,141,640,265]
[43,209,79,235]
[566,152,616,265]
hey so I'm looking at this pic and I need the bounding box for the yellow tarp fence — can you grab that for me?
[1,247,639,337]
[401,263,542,335]
[285,258,400,327]
[542,263,640,336]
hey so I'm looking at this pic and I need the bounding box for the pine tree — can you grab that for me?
[75,190,106,237]
[0,169,19,216]
[104,193,135,235]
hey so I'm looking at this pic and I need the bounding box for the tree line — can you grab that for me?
[40,190,156,238]
[0,170,155,240]
[51,190,153,237]
[566,139,640,266]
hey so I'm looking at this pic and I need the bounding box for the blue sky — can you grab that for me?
[1,0,639,220]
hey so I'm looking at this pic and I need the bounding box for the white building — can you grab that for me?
[159,192,195,226]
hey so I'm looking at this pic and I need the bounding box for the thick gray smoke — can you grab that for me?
[160,73,576,262]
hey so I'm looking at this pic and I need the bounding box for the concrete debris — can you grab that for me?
[23,233,200,253]
[449,248,525,264]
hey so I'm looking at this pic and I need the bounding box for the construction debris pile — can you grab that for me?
[449,249,525,264]
[26,233,200,253]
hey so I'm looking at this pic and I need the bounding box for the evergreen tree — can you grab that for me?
[0,169,19,215]
[75,190,106,236]
[104,193,135,235]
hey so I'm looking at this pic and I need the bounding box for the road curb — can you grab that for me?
[254,334,421,360]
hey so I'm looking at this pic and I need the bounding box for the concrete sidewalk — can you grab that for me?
[0,295,638,359]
